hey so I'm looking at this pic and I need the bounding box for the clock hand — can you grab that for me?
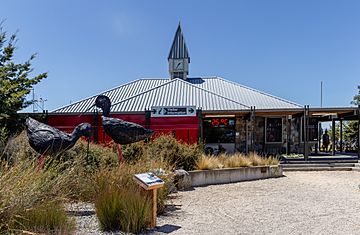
[176,62,181,69]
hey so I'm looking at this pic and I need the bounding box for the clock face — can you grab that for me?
[174,59,184,70]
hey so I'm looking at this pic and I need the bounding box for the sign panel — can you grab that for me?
[151,106,196,117]
[134,172,164,190]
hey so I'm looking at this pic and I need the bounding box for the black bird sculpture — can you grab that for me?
[95,95,154,162]
[25,117,92,170]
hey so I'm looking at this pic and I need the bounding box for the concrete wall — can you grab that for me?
[189,165,283,187]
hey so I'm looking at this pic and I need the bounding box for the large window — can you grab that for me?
[203,118,235,143]
[266,118,282,143]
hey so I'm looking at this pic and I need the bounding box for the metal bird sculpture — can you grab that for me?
[94,95,154,162]
[25,117,92,170]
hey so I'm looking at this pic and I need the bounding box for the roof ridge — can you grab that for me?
[51,78,143,112]
[214,76,303,107]
[112,78,250,109]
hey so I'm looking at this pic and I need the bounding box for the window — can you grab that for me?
[266,118,282,143]
[203,118,235,143]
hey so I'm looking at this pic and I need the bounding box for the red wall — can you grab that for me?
[47,113,199,144]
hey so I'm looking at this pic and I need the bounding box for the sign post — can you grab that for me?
[133,172,164,228]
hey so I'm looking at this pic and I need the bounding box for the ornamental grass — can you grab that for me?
[195,152,279,170]
[0,131,199,234]
[0,158,76,234]
[195,154,222,170]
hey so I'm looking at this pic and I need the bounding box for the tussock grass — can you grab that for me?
[0,132,196,234]
[9,201,75,234]
[223,154,252,168]
[249,153,264,166]
[95,187,150,233]
[196,154,222,170]
[0,158,75,233]
[263,156,279,165]
[195,153,279,170]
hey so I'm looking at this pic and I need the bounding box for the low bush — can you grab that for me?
[145,134,202,171]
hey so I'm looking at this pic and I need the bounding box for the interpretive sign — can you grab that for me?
[133,172,164,190]
[151,106,196,117]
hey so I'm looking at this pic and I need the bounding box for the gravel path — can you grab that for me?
[154,171,360,235]
[69,172,360,234]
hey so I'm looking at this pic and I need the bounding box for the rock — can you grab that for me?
[174,169,192,191]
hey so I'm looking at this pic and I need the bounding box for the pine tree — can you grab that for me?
[0,25,47,135]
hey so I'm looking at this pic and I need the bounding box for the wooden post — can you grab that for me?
[340,119,343,153]
[304,105,309,161]
[149,189,157,228]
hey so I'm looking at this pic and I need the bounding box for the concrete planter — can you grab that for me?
[189,165,283,187]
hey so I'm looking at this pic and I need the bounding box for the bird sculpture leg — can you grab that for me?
[37,154,46,173]
[87,137,90,159]
[116,144,125,164]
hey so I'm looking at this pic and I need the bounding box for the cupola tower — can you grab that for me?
[168,24,190,80]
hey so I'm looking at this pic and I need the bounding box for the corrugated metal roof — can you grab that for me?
[111,79,249,112]
[52,76,302,113]
[53,79,168,113]
[188,77,302,109]
[168,24,190,60]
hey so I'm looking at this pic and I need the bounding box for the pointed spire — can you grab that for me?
[168,23,190,61]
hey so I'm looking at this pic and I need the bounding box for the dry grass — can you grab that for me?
[196,154,222,170]
[0,158,76,233]
[263,156,279,165]
[195,153,279,170]
[223,154,252,168]
[95,187,150,233]
[9,201,75,234]
[249,153,265,166]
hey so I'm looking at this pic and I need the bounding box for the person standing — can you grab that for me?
[322,129,330,152]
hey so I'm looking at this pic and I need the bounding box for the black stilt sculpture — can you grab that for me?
[95,95,154,163]
[25,117,92,171]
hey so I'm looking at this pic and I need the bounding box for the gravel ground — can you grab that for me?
[69,171,360,235]
[154,171,360,235]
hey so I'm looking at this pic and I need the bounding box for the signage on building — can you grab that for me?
[151,106,196,117]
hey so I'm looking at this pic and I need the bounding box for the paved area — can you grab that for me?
[155,172,360,235]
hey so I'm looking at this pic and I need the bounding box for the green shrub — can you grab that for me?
[9,201,75,234]
[0,127,8,161]
[122,142,145,163]
[146,134,202,171]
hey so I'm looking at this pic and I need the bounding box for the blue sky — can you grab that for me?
[1,0,360,112]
